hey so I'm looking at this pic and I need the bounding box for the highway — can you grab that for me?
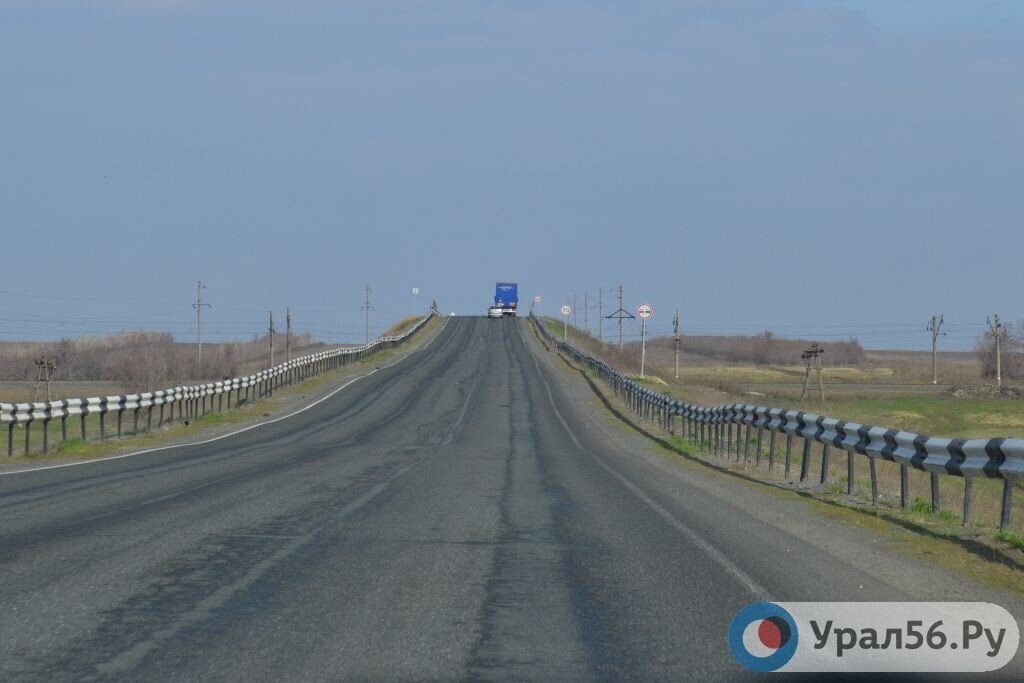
[1,317,1020,681]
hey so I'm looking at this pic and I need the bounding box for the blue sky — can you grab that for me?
[1,1,1021,349]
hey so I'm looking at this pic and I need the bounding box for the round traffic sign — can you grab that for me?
[637,303,653,319]
[534,295,542,304]
[561,305,571,315]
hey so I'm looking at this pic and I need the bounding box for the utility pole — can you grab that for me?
[286,307,292,362]
[597,288,604,343]
[572,294,578,328]
[988,315,1003,387]
[927,314,945,384]
[584,292,589,335]
[618,285,623,350]
[605,284,634,352]
[269,311,275,368]
[362,284,374,344]
[193,280,210,375]
[673,308,681,380]
[800,344,825,402]
[32,355,56,402]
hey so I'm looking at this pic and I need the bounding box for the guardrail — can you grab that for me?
[530,313,1024,530]
[3,309,439,457]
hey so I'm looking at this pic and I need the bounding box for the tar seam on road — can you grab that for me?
[0,318,452,478]
[517,322,774,603]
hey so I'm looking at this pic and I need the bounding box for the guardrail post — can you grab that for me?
[743,425,751,462]
[117,411,123,438]
[61,415,67,443]
[725,423,732,456]
[159,404,165,425]
[847,451,855,495]
[133,408,140,435]
[963,477,974,525]
[869,459,878,505]
[9,423,15,456]
[999,481,1013,530]
[42,420,49,454]
[147,406,153,433]
[799,438,811,482]
[784,433,793,478]
[930,473,940,513]
[698,421,704,451]
[820,445,830,484]
[25,422,31,455]
[900,464,910,508]
[81,413,87,440]
[756,428,763,465]
[768,431,776,472]
[100,412,106,440]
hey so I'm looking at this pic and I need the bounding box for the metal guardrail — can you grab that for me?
[530,313,1024,529]
[3,309,438,457]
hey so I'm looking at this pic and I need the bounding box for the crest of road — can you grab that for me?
[1,317,1021,680]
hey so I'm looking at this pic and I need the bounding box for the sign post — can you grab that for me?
[412,287,419,314]
[637,304,653,377]
[561,304,571,342]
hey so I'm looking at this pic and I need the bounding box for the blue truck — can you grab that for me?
[493,282,518,316]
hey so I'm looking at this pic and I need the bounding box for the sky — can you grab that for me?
[1,0,1021,349]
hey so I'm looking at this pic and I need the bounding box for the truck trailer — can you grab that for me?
[494,282,518,316]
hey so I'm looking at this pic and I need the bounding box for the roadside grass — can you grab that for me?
[383,315,422,337]
[0,382,124,405]
[531,320,1024,567]
[541,318,1024,439]
[791,396,1024,439]
[994,530,1024,549]
[4,315,443,464]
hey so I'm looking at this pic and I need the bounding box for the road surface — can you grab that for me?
[1,317,1020,681]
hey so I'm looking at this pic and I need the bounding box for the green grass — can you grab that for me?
[994,529,1024,549]
[907,497,962,525]
[795,396,1024,438]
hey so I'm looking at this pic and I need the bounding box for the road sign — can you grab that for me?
[637,304,653,319]
[560,305,571,315]
[412,287,419,295]
[534,295,542,304]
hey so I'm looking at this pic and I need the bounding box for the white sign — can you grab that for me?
[412,287,420,295]
[560,305,571,316]
[637,303,653,319]
[534,295,542,304]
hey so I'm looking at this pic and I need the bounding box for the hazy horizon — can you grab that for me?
[2,1,1021,351]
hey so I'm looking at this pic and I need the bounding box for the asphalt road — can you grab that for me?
[1,317,1020,681]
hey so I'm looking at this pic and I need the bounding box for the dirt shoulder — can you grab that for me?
[0,316,448,474]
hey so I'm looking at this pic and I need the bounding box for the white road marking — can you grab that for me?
[518,321,773,602]
[1,318,452,477]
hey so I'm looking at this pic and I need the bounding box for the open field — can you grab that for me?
[539,318,1024,540]
[546,319,1024,439]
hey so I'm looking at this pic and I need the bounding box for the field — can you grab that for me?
[545,319,1024,439]
[541,318,1024,538]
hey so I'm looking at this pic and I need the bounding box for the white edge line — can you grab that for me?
[1,317,452,477]
[518,320,773,602]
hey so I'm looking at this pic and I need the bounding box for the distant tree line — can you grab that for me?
[649,331,867,365]
[0,330,318,393]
